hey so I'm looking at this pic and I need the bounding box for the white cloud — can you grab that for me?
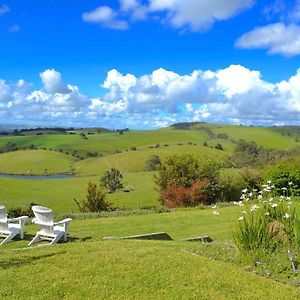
[82,0,254,31]
[236,23,300,57]
[9,24,20,33]
[0,4,9,16]
[82,6,128,30]
[0,65,300,128]
[149,0,254,31]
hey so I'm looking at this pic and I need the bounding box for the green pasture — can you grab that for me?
[210,125,299,149]
[0,172,158,212]
[75,144,232,176]
[1,206,300,299]
[0,150,76,175]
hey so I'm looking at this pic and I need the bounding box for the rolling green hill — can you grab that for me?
[0,150,76,175]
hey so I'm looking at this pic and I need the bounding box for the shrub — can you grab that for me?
[233,182,296,252]
[217,174,245,203]
[159,184,190,208]
[100,168,123,193]
[145,155,162,171]
[263,158,300,195]
[74,182,112,212]
[154,154,219,193]
[189,179,210,205]
[159,179,211,208]
[130,146,137,151]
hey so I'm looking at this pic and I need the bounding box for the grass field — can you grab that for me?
[1,206,300,299]
[0,172,159,212]
[0,150,76,175]
[75,144,232,176]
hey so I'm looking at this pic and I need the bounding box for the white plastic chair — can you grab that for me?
[29,205,72,246]
[0,205,28,245]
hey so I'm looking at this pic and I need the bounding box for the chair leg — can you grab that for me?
[50,234,63,245]
[29,234,40,246]
[1,232,17,245]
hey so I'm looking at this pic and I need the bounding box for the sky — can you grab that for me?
[0,0,300,129]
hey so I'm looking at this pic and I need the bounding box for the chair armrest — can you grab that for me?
[8,216,29,223]
[54,218,72,226]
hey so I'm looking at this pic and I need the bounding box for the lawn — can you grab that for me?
[1,206,300,299]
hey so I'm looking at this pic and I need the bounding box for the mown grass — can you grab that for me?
[0,150,76,175]
[1,206,300,299]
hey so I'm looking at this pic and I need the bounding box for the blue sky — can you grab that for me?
[0,0,300,128]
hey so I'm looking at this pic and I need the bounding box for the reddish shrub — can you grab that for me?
[189,179,210,205]
[159,184,190,208]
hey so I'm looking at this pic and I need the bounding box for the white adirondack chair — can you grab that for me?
[29,205,72,246]
[0,205,28,245]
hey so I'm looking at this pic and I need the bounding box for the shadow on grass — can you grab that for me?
[0,251,66,270]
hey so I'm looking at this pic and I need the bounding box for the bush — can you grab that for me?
[215,143,224,150]
[154,154,219,193]
[74,182,113,212]
[100,168,123,193]
[217,174,245,203]
[189,179,210,205]
[263,158,300,195]
[145,155,162,171]
[159,179,211,208]
[159,184,190,208]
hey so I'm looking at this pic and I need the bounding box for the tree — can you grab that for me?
[100,168,123,193]
[74,182,112,212]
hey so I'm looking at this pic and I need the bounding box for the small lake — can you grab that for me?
[0,174,74,180]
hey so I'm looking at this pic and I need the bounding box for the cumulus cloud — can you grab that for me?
[0,4,10,16]
[236,23,300,57]
[82,0,254,31]
[82,6,128,30]
[0,65,300,128]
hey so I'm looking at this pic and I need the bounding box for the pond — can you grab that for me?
[0,173,74,180]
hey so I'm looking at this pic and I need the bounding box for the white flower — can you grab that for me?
[258,191,263,194]
[265,212,270,216]
[267,180,272,184]
[212,211,220,216]
[284,213,290,219]
[242,188,248,193]
[271,203,278,208]
[242,210,247,214]
[288,202,292,205]
[271,185,275,188]
[251,204,259,211]
[212,205,217,209]
[245,198,249,202]
[281,187,287,191]
[239,201,244,207]
[233,201,238,205]
[269,198,274,202]
[288,182,293,186]
[238,216,244,221]
[258,195,263,200]
[280,195,285,199]
[286,197,291,201]
[253,189,258,192]
[248,192,253,197]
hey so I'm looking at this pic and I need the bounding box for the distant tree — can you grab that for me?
[145,155,162,171]
[100,168,123,193]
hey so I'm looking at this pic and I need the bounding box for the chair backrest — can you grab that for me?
[0,205,9,233]
[32,205,54,235]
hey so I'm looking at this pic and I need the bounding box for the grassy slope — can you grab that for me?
[0,150,76,175]
[210,125,299,149]
[1,207,300,299]
[0,172,158,212]
[0,129,208,156]
[75,144,232,176]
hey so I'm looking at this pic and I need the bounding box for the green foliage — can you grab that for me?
[145,155,161,171]
[263,158,300,195]
[100,168,123,193]
[74,182,112,212]
[154,154,219,192]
